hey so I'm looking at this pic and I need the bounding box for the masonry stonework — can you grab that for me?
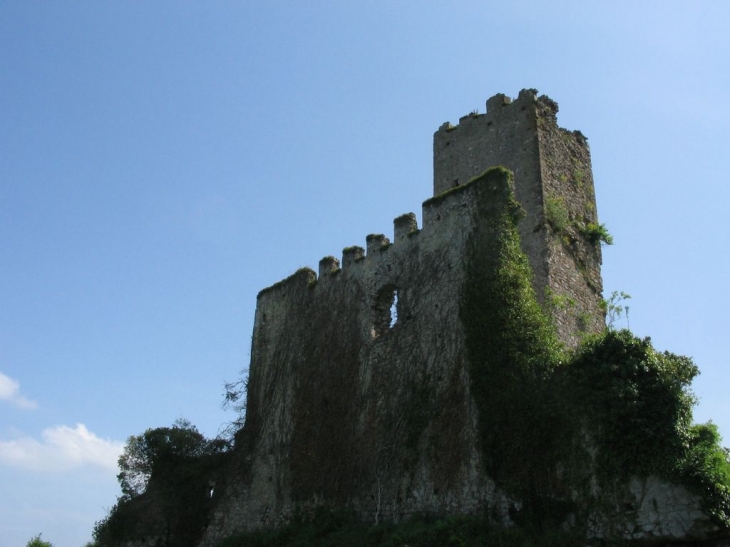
[191,90,724,547]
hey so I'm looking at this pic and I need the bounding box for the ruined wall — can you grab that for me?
[201,171,520,546]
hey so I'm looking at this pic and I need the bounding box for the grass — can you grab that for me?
[216,511,581,547]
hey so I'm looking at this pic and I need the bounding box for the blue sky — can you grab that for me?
[1,2,728,546]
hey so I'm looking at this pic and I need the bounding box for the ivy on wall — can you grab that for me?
[461,167,568,526]
[461,167,730,531]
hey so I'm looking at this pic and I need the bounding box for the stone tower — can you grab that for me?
[434,89,604,345]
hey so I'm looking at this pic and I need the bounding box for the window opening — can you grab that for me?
[389,290,399,328]
[371,285,399,338]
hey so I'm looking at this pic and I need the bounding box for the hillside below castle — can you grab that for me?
[94,90,730,547]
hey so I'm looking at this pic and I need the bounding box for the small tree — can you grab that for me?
[26,534,52,547]
[117,418,227,498]
[222,367,249,437]
[95,419,231,546]
[602,290,631,330]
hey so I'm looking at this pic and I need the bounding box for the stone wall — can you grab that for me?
[586,476,718,543]
[201,170,521,546]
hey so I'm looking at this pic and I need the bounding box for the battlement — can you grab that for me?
[433,89,564,196]
[256,205,421,297]
[394,213,418,241]
[257,168,517,305]
[256,90,602,347]
[436,90,559,145]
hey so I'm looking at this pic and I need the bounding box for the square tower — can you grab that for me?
[434,89,604,345]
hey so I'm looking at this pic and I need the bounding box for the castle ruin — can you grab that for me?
[196,90,720,545]
[100,90,728,547]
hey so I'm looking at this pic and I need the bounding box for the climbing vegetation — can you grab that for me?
[461,167,730,531]
[545,196,570,233]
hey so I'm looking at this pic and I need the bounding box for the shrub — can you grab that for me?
[581,222,613,245]
[545,197,570,233]
[26,535,52,547]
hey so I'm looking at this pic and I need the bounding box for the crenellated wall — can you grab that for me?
[249,89,602,357]
[201,170,521,546]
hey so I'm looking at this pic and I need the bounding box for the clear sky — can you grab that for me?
[1,2,728,546]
